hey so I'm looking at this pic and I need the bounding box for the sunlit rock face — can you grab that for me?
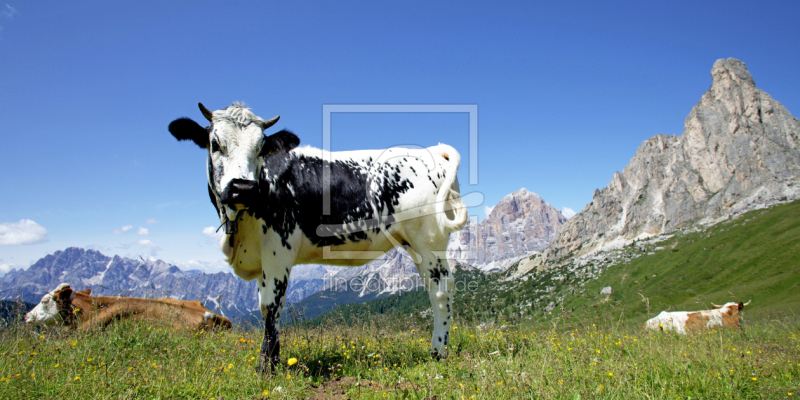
[447,189,566,272]
[547,58,800,262]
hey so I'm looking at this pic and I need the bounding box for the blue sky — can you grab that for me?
[1,1,799,274]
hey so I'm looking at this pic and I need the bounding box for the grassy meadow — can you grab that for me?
[2,202,799,399]
[1,310,799,399]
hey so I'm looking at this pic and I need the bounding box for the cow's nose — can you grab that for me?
[220,179,259,206]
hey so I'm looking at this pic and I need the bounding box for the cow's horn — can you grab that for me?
[711,303,722,309]
[261,115,280,130]
[199,103,214,122]
[743,300,751,306]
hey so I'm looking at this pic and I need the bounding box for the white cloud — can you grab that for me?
[137,239,159,249]
[113,225,134,234]
[562,207,577,219]
[0,219,49,245]
[203,226,224,240]
[136,239,161,256]
[202,226,224,249]
[145,218,158,225]
[1,4,19,19]
[180,258,229,273]
[0,263,12,274]
[137,227,149,236]
[484,205,495,218]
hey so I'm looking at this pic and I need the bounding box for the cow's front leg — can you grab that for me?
[256,268,289,372]
[417,253,454,359]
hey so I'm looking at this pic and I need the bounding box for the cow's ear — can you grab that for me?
[56,285,74,303]
[738,302,744,311]
[262,130,300,155]
[78,289,91,296]
[169,117,209,149]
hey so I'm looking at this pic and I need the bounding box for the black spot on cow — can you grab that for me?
[428,265,449,284]
[245,151,413,248]
[259,274,289,369]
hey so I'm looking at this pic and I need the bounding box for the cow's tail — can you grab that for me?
[432,144,468,232]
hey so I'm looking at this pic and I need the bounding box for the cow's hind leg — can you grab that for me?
[413,246,454,359]
[256,264,290,372]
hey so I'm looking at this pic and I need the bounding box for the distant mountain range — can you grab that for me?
[0,248,261,323]
[0,188,567,324]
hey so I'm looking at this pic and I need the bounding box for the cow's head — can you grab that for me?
[25,283,90,326]
[168,103,299,221]
[711,300,751,328]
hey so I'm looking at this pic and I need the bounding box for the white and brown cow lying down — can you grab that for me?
[644,301,751,334]
[169,103,468,370]
[25,283,232,331]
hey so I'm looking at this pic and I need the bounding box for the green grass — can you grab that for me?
[1,312,799,399]
[561,199,800,324]
[3,200,799,398]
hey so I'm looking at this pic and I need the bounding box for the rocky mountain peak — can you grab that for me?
[539,58,800,265]
[487,188,541,219]
[449,188,566,271]
[711,58,755,89]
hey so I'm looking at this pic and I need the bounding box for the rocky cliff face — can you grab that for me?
[545,58,800,263]
[449,189,567,271]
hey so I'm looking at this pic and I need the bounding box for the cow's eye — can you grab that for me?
[211,139,221,154]
[260,137,274,157]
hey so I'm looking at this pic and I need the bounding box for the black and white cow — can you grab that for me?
[169,103,468,370]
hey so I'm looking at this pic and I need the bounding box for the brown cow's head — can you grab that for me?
[25,283,91,327]
[711,300,751,329]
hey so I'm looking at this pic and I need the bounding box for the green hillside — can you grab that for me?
[0,300,35,327]
[304,267,487,327]
[311,199,800,329]
[561,199,800,323]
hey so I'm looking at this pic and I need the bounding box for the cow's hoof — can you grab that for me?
[430,350,442,361]
[255,362,275,375]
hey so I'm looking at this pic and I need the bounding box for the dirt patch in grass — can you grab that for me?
[304,376,419,399]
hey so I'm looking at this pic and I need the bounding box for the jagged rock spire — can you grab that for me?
[544,58,800,263]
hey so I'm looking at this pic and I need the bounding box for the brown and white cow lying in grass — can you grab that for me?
[644,301,751,334]
[25,283,232,331]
